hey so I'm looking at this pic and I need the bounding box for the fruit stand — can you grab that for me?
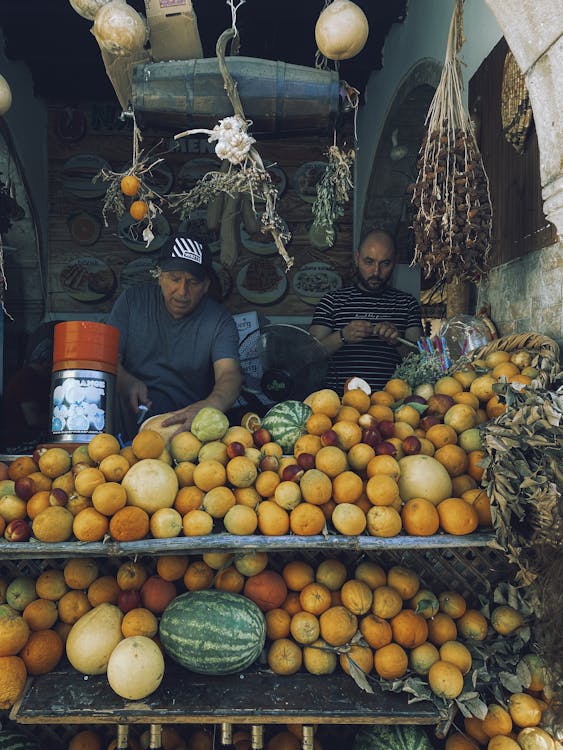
[0,334,561,750]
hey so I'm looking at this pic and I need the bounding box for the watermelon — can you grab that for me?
[261,400,312,453]
[0,730,40,750]
[159,590,266,675]
[352,726,434,750]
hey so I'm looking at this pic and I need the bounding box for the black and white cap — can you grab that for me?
[156,234,213,280]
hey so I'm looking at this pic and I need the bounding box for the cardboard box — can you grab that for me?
[100,46,151,112]
[144,0,203,62]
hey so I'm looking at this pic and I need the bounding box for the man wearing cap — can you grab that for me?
[107,234,242,441]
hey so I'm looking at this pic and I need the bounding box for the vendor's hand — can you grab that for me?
[124,378,151,415]
[372,321,400,345]
[160,402,205,435]
[341,320,376,343]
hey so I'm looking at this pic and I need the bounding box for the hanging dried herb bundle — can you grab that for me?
[311,144,355,248]
[410,0,492,283]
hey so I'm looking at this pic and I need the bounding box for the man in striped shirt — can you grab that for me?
[309,229,423,394]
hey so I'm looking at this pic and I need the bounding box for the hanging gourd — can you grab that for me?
[315,0,369,61]
[0,74,12,116]
[91,0,148,56]
[68,0,112,21]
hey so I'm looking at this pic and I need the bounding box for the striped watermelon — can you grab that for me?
[261,400,312,453]
[0,730,40,749]
[352,726,434,750]
[159,590,266,675]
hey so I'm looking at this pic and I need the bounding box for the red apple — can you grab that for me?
[405,394,427,406]
[402,436,422,455]
[253,428,271,448]
[4,519,32,542]
[117,589,142,613]
[426,394,455,417]
[320,429,339,447]
[420,414,442,432]
[259,454,280,472]
[296,452,315,471]
[281,464,304,483]
[49,488,68,507]
[375,441,397,456]
[226,441,246,459]
[358,413,379,430]
[378,420,395,439]
[14,476,35,502]
[362,428,382,447]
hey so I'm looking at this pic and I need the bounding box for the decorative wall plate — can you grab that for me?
[60,256,116,302]
[176,157,222,191]
[291,261,342,305]
[292,161,327,203]
[61,154,110,199]
[179,209,221,255]
[236,259,287,305]
[118,213,171,253]
[240,220,289,256]
[119,257,156,290]
[67,211,102,245]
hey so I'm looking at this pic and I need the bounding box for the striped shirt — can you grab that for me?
[311,284,422,393]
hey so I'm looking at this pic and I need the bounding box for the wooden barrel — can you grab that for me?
[131,57,341,134]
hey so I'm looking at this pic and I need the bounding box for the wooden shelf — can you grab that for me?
[0,532,498,560]
[11,665,440,726]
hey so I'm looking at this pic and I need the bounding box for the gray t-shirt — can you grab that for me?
[107,282,240,440]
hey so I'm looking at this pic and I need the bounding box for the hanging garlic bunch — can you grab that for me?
[208,115,255,164]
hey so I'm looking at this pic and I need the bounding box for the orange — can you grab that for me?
[365,454,401,480]
[275,481,302,511]
[226,456,258,488]
[507,693,542,728]
[486,395,507,419]
[451,474,478,496]
[120,607,158,639]
[390,608,429,648]
[457,609,489,640]
[72,506,109,542]
[331,420,362,450]
[336,405,361,423]
[384,378,412,401]
[8,455,38,480]
[203,485,236,518]
[57,590,91,625]
[132,429,165,460]
[445,733,479,750]
[401,497,440,536]
[331,502,367,535]
[315,558,348,591]
[372,585,403,619]
[174,485,204,515]
[183,560,214,591]
[305,412,333,435]
[318,605,358,646]
[425,423,458,449]
[347,443,376,473]
[340,579,373,615]
[98,453,130,483]
[182,508,214,536]
[19,629,62,675]
[427,612,458,646]
[310,389,341,418]
[409,589,439,619]
[428,659,464,698]
[224,505,258,535]
[87,575,119,607]
[439,640,472,674]
[371,390,395,406]
[87,433,121,463]
[365,474,400,506]
[193,460,227,491]
[434,376,463,396]
[359,613,392,649]
[255,470,281,498]
[298,469,332,506]
[434,444,469,477]
[290,611,320,645]
[214,566,245,593]
[368,403,394,423]
[438,591,467,619]
[314,446,348,478]
[518,653,546,692]
[257,500,290,536]
[366,505,402,537]
[299,582,332,616]
[409,641,440,675]
[487,737,521,750]
[340,643,373,676]
[444,404,478,433]
[109,506,150,542]
[91,481,127,516]
[68,729,104,750]
[437,497,479,535]
[373,642,408,680]
[490,605,524,636]
[492,361,520,379]
[342,387,371,413]
[266,608,291,640]
[464,717,490,744]
[0,655,27,709]
[234,486,261,509]
[130,199,149,221]
[387,565,420,599]
[22,598,58,631]
[470,374,498,403]
[267,638,302,675]
[354,561,386,589]
[463,488,493,527]
[156,555,189,582]
[482,704,513,738]
[174,461,197,487]
[0,613,30,656]
[120,174,141,196]
[35,569,68,601]
[332,470,364,503]
[282,560,315,592]
[282,591,303,616]
[467,450,486,481]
